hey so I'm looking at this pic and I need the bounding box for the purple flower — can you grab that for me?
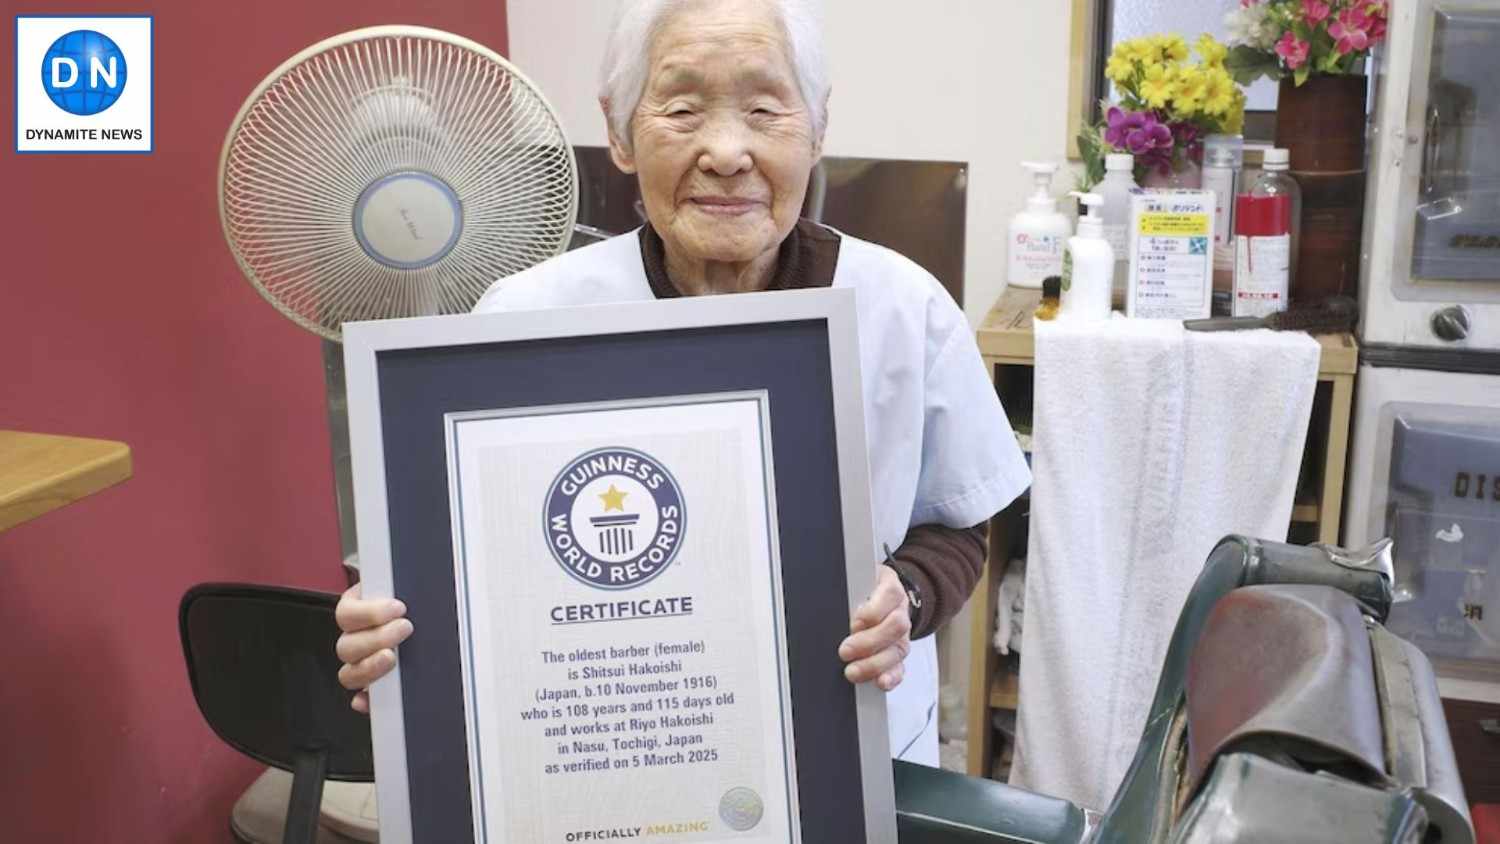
[1106,107,1175,173]
[1126,124,1172,156]
[1170,121,1205,163]
[1105,107,1144,148]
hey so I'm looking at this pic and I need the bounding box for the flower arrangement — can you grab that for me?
[1224,0,1389,86]
[1078,34,1246,188]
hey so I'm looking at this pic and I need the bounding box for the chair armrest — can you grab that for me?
[893,760,1089,843]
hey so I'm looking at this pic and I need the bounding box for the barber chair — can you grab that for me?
[182,537,1476,843]
[895,536,1476,843]
[179,584,374,843]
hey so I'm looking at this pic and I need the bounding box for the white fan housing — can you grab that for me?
[219,26,578,340]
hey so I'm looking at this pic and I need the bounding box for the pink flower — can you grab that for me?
[1275,31,1311,69]
[1364,2,1389,42]
[1330,8,1372,54]
[1302,0,1331,25]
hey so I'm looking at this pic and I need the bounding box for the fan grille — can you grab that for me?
[220,28,578,340]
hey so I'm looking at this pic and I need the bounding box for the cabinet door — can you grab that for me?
[1381,405,1500,687]
[1402,2,1500,293]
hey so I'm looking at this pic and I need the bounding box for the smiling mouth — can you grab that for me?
[688,197,764,216]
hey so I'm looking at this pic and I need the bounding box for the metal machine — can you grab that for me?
[895,536,1474,843]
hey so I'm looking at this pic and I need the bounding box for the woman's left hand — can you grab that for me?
[838,566,912,691]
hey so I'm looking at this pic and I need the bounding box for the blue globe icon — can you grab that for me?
[41,30,128,116]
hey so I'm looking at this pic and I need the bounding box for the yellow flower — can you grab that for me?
[1196,34,1229,68]
[1155,34,1190,62]
[1223,90,1247,134]
[1140,63,1177,109]
[1171,65,1209,111]
[1106,53,1136,85]
[1121,38,1158,65]
[1202,67,1237,116]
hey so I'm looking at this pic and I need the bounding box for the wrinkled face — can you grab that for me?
[609,0,820,265]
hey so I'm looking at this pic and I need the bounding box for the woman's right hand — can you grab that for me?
[335,583,414,714]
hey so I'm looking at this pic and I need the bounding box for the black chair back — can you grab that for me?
[180,583,373,844]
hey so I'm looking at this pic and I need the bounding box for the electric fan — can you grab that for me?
[219,25,585,567]
[220,25,579,340]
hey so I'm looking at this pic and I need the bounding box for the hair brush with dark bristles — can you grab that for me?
[1184,296,1358,334]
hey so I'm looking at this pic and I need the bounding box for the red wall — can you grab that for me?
[0,3,507,841]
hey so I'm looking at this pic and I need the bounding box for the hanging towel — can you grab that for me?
[1009,318,1320,812]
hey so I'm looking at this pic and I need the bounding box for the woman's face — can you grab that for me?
[610,0,819,266]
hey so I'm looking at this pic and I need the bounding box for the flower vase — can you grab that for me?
[1275,75,1368,304]
[1141,159,1202,190]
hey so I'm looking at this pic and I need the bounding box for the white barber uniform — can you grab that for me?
[473,225,1031,765]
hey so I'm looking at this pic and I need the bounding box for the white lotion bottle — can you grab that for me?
[1007,162,1071,289]
[1060,192,1115,321]
[1095,153,1138,304]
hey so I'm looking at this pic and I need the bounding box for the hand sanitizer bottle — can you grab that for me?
[1007,162,1070,289]
[1060,192,1114,321]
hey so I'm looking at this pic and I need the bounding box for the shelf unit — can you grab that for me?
[963,288,1359,779]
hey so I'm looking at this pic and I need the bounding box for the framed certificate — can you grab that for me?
[344,290,896,843]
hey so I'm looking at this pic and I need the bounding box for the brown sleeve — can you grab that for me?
[885,522,988,640]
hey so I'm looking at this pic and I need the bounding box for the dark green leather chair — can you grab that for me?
[893,536,1476,844]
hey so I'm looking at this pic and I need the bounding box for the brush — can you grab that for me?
[1184,296,1358,333]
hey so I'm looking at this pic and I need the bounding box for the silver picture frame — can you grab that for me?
[343,289,896,843]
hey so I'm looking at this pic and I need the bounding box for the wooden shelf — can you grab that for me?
[989,665,1020,711]
[1291,500,1320,524]
[965,287,1359,779]
[974,285,1356,548]
[0,431,132,532]
[976,287,1359,376]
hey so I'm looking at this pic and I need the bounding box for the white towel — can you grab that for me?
[1009,319,1320,812]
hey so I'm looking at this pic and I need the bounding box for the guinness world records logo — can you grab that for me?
[544,447,686,589]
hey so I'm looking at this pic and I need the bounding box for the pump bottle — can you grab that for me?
[1060,192,1114,321]
[1007,162,1071,289]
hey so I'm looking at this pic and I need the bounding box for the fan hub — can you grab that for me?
[352,171,463,270]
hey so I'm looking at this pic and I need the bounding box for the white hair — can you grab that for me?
[598,0,829,151]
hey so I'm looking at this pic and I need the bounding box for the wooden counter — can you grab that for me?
[0,431,132,531]
[976,287,1359,375]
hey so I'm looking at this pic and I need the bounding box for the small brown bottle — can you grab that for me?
[1034,276,1062,321]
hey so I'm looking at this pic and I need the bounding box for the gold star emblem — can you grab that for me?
[598,484,628,512]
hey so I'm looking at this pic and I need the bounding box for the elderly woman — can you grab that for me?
[335,0,1028,766]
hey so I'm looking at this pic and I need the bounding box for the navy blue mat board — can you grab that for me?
[373,320,865,843]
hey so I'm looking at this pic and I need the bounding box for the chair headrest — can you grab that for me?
[1184,584,1386,795]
